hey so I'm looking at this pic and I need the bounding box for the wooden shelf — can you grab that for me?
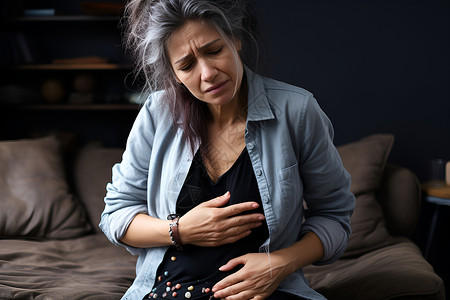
[422,181,450,199]
[0,4,135,147]
[10,104,140,111]
[17,63,131,70]
[10,15,119,22]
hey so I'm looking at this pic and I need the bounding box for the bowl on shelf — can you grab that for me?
[80,2,125,16]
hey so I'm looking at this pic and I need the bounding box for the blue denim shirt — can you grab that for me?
[100,67,355,300]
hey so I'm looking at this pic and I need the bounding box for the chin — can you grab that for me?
[205,89,239,104]
[204,96,235,106]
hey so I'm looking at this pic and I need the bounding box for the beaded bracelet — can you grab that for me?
[168,214,183,251]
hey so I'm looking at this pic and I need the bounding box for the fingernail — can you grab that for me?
[252,203,259,208]
[259,215,265,220]
[224,191,230,197]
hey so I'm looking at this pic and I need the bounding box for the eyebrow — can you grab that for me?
[174,38,222,65]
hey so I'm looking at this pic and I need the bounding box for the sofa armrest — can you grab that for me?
[74,146,124,233]
[377,164,422,237]
[378,164,421,237]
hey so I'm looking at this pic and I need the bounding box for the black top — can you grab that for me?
[146,149,269,299]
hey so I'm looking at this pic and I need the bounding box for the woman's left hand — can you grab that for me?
[212,252,289,300]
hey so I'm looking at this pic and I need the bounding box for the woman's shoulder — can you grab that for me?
[256,74,316,115]
[261,75,313,101]
[132,90,174,130]
[141,90,167,110]
[246,67,313,109]
[138,90,172,118]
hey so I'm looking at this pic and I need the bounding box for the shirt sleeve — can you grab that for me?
[99,97,157,255]
[298,95,355,265]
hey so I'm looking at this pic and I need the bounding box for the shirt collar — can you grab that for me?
[245,65,275,122]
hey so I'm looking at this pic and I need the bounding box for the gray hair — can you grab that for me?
[123,0,260,153]
[124,0,259,98]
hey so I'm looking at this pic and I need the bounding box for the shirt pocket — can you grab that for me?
[277,163,303,214]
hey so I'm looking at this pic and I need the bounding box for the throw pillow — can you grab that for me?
[338,134,395,257]
[74,146,124,232]
[0,136,92,239]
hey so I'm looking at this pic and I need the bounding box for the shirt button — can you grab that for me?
[247,143,255,150]
[256,169,262,176]
[263,196,269,203]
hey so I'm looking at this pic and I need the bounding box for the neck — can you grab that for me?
[207,98,241,128]
[207,78,247,128]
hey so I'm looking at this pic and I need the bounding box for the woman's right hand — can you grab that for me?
[178,191,265,247]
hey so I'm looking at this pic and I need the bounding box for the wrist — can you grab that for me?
[168,214,183,250]
[273,232,324,273]
[271,250,296,275]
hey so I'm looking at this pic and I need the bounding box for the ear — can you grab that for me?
[173,73,182,84]
[175,77,184,86]
[233,38,242,51]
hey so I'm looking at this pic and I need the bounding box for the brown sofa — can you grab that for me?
[0,134,445,299]
[303,134,445,300]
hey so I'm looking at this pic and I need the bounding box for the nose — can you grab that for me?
[199,59,218,82]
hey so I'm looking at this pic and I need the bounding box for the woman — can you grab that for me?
[100,1,355,299]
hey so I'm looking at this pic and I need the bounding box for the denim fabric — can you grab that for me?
[100,67,355,300]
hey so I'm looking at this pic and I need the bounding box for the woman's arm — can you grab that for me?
[99,98,157,254]
[298,96,355,265]
[121,213,172,248]
[270,231,324,275]
[211,232,323,300]
[121,192,266,248]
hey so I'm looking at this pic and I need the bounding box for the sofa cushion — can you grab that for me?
[0,233,137,299]
[0,136,92,239]
[304,238,445,300]
[338,134,395,257]
[74,146,124,232]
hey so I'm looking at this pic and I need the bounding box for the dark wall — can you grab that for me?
[251,0,450,180]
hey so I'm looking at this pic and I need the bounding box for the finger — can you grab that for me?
[214,279,249,299]
[204,218,263,247]
[221,201,262,218]
[227,213,265,227]
[220,280,272,300]
[203,229,252,247]
[213,257,248,292]
[220,220,262,240]
[218,255,247,272]
[186,220,262,247]
[200,191,231,208]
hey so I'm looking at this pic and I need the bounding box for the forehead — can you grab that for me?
[166,20,223,61]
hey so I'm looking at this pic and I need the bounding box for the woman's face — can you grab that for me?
[166,20,244,107]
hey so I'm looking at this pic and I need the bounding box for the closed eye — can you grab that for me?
[177,46,223,71]
[179,61,194,71]
[209,47,223,55]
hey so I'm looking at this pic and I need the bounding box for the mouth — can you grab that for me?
[204,80,229,93]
